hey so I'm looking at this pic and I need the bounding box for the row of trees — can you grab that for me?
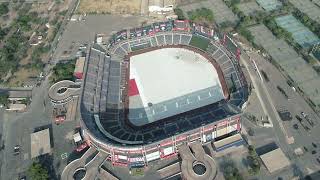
[223,0,255,44]
[264,17,293,40]
[247,145,261,175]
[293,10,320,37]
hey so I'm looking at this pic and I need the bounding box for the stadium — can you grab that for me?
[80,20,248,167]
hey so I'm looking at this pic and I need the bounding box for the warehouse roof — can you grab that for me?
[30,129,51,158]
[260,148,290,173]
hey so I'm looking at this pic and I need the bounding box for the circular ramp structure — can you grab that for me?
[179,142,218,180]
[48,80,81,104]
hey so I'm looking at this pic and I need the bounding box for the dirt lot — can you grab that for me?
[77,0,142,15]
[6,67,39,87]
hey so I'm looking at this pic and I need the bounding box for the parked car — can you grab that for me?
[301,112,307,118]
[293,124,299,129]
[13,145,20,155]
[312,142,317,148]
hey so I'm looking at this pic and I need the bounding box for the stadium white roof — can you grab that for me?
[129,48,224,126]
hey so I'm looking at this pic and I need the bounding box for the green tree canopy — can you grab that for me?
[188,8,214,22]
[27,162,49,180]
[50,60,76,83]
[0,3,9,16]
[0,94,8,105]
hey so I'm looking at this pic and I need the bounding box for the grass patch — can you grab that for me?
[131,167,144,176]
[189,35,210,51]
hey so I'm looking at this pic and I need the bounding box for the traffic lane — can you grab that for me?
[240,54,291,152]
[1,83,52,179]
[247,52,320,170]
[251,52,318,136]
[254,53,320,139]
[253,53,318,127]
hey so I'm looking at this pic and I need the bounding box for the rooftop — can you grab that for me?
[260,148,290,173]
[30,129,51,158]
[128,48,224,125]
[130,48,222,105]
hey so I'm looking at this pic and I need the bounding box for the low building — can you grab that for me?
[30,129,51,158]
[213,134,244,152]
[6,103,27,111]
[74,57,85,79]
[260,148,290,173]
[7,90,32,101]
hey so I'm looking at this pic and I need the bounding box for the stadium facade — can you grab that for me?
[80,20,248,167]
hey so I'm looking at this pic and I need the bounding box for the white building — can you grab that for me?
[148,0,175,13]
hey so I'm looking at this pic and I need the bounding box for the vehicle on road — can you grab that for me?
[13,145,20,155]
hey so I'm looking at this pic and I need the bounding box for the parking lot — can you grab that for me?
[178,0,238,25]
[249,24,320,110]
[54,14,146,60]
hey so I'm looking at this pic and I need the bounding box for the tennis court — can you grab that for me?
[256,0,282,11]
[275,15,320,49]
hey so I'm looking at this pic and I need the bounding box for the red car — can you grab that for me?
[76,142,88,152]
[55,115,66,124]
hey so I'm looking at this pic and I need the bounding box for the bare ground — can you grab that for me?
[77,0,142,15]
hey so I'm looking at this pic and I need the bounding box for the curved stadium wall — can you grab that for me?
[80,20,248,166]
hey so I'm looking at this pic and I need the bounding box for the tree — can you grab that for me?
[27,162,49,180]
[50,60,76,83]
[222,160,244,180]
[247,145,261,175]
[0,94,8,105]
[174,8,185,20]
[0,3,9,16]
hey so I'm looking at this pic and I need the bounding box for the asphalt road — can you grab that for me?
[0,79,52,179]
[241,49,320,178]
